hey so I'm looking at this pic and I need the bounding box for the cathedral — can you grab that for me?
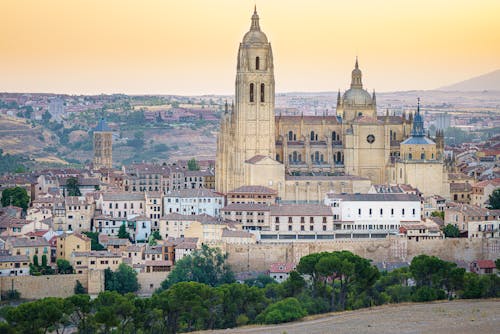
[216,9,449,202]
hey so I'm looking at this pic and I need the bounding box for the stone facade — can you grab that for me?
[216,9,448,201]
[93,118,113,169]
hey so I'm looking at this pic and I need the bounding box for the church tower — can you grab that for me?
[93,118,113,169]
[216,8,277,194]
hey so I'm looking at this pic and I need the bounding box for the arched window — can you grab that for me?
[293,151,298,162]
[255,57,260,70]
[314,151,320,163]
[298,154,302,162]
[332,131,337,141]
[408,153,412,160]
[336,152,342,163]
[310,131,315,141]
[390,130,393,141]
[288,131,293,141]
[320,154,324,162]
[432,153,434,159]
[249,83,254,102]
[421,153,425,160]
[276,154,280,162]
[260,83,265,103]
[288,154,292,163]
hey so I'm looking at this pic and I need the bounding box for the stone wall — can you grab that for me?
[223,238,500,272]
[0,273,88,299]
[137,271,170,296]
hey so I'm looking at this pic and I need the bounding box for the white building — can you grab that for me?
[0,254,30,276]
[324,192,422,237]
[164,189,224,217]
[101,192,145,219]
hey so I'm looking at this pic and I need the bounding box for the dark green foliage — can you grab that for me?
[256,297,307,324]
[75,280,86,294]
[160,245,234,289]
[443,224,460,238]
[0,252,498,334]
[187,158,200,171]
[66,177,82,196]
[431,211,445,219]
[104,263,140,294]
[496,258,500,270]
[82,231,105,250]
[0,186,29,211]
[0,150,29,175]
[488,188,500,209]
[118,223,130,239]
[244,274,276,288]
[57,258,74,274]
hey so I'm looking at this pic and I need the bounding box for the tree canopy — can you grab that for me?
[0,186,30,211]
[443,224,460,238]
[488,188,500,209]
[160,245,234,290]
[187,158,200,171]
[104,264,140,294]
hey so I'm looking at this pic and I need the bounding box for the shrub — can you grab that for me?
[256,297,307,324]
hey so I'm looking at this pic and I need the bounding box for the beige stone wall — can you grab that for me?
[137,271,169,296]
[223,238,499,272]
[0,273,88,299]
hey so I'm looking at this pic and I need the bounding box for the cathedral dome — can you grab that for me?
[342,88,373,105]
[242,7,268,44]
[243,30,268,44]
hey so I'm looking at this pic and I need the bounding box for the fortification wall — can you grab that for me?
[223,238,500,272]
[0,273,88,299]
[137,272,170,296]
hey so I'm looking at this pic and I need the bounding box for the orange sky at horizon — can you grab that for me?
[1,0,499,95]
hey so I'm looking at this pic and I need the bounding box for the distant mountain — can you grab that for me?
[439,69,500,91]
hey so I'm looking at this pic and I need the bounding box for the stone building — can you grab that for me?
[216,9,449,202]
[93,118,113,169]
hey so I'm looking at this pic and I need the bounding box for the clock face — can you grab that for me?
[367,134,375,144]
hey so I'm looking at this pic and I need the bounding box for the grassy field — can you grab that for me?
[196,299,500,334]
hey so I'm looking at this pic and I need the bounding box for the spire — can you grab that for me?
[251,6,260,31]
[224,100,228,114]
[372,89,376,105]
[411,97,425,137]
[337,89,341,107]
[350,57,363,89]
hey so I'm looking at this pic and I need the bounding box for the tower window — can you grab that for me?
[249,83,254,102]
[288,131,293,141]
[310,131,315,141]
[260,83,265,102]
[256,57,260,70]
[421,153,425,160]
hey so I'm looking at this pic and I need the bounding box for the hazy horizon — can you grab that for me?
[1,0,499,95]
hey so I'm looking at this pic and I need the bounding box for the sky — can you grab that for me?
[1,0,499,95]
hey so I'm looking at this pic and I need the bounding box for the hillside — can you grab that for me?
[439,69,500,91]
[198,299,500,334]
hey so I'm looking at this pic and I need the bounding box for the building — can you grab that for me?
[93,118,113,169]
[399,222,443,241]
[5,236,51,265]
[56,232,91,261]
[0,254,30,276]
[163,189,224,216]
[444,204,500,235]
[470,260,497,275]
[101,192,145,219]
[471,179,500,208]
[145,192,163,231]
[227,185,277,205]
[325,193,422,238]
[216,9,449,202]
[71,251,122,274]
[268,262,296,283]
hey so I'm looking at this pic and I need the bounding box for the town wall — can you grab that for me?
[0,273,88,300]
[223,238,500,272]
[137,272,170,296]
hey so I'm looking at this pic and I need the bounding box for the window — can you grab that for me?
[380,208,383,215]
[421,153,425,160]
[391,208,394,215]
[260,83,265,102]
[250,83,254,102]
[288,225,292,231]
[358,208,361,215]
[402,208,405,215]
[255,56,260,70]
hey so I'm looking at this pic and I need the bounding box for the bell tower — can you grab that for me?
[216,7,276,194]
[234,7,276,159]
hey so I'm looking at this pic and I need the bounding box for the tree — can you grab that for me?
[255,297,307,324]
[105,263,140,294]
[42,110,52,123]
[57,259,74,274]
[0,186,30,211]
[66,177,82,196]
[83,231,105,250]
[496,258,500,271]
[74,280,86,294]
[443,224,460,238]
[244,274,276,288]
[118,223,130,239]
[187,158,200,171]
[160,245,234,290]
[487,188,500,209]
[431,211,444,220]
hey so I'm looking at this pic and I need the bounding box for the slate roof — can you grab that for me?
[229,185,277,195]
[270,204,332,216]
[327,193,420,202]
[94,118,112,132]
